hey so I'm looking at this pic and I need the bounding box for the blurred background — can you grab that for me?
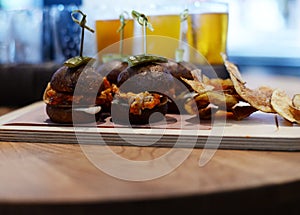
[1,0,299,65]
[0,0,300,106]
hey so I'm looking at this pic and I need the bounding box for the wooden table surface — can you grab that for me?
[0,70,300,215]
[1,143,300,214]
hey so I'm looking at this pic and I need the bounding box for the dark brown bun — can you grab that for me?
[50,64,103,94]
[161,61,196,114]
[117,62,175,96]
[96,60,128,85]
[163,60,194,80]
[46,105,101,124]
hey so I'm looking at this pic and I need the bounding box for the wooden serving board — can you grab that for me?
[0,101,300,151]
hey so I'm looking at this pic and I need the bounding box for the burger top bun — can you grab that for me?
[117,62,175,95]
[96,60,128,85]
[50,64,103,95]
[161,60,193,80]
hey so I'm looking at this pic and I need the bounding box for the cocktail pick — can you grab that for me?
[117,11,130,57]
[176,9,189,62]
[102,11,131,63]
[64,10,95,68]
[128,10,167,67]
[131,10,154,55]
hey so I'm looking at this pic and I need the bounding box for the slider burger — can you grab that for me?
[43,10,122,124]
[115,55,195,115]
[106,55,193,124]
[95,57,168,124]
[43,59,118,124]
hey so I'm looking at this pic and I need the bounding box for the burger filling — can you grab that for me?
[43,77,119,106]
[116,92,162,115]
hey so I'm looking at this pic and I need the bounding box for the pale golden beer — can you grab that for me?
[187,12,228,65]
[186,1,229,65]
[95,19,134,52]
[146,15,181,58]
[148,15,181,39]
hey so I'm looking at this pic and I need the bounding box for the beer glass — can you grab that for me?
[187,1,229,65]
[95,18,134,53]
[146,14,181,58]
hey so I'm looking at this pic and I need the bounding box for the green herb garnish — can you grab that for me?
[64,56,96,68]
[127,54,167,67]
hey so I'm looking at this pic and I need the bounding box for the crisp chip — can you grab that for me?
[224,60,275,113]
[182,78,238,112]
[292,94,300,108]
[271,89,300,124]
[198,105,218,120]
[206,91,239,110]
[181,77,214,94]
[231,105,258,120]
[289,94,300,121]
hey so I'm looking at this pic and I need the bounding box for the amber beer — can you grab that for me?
[188,12,228,65]
[95,19,134,52]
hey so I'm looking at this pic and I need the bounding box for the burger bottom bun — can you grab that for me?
[46,105,101,124]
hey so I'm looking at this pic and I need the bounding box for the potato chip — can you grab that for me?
[193,93,210,108]
[289,106,300,121]
[223,58,245,83]
[231,105,257,120]
[206,91,239,110]
[289,94,300,121]
[181,77,214,94]
[182,79,239,112]
[271,89,300,124]
[204,78,235,92]
[292,94,300,108]
[224,60,275,113]
[198,105,218,120]
[184,97,201,115]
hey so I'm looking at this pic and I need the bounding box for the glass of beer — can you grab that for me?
[187,1,229,65]
[147,15,181,40]
[95,18,134,53]
[146,14,181,58]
